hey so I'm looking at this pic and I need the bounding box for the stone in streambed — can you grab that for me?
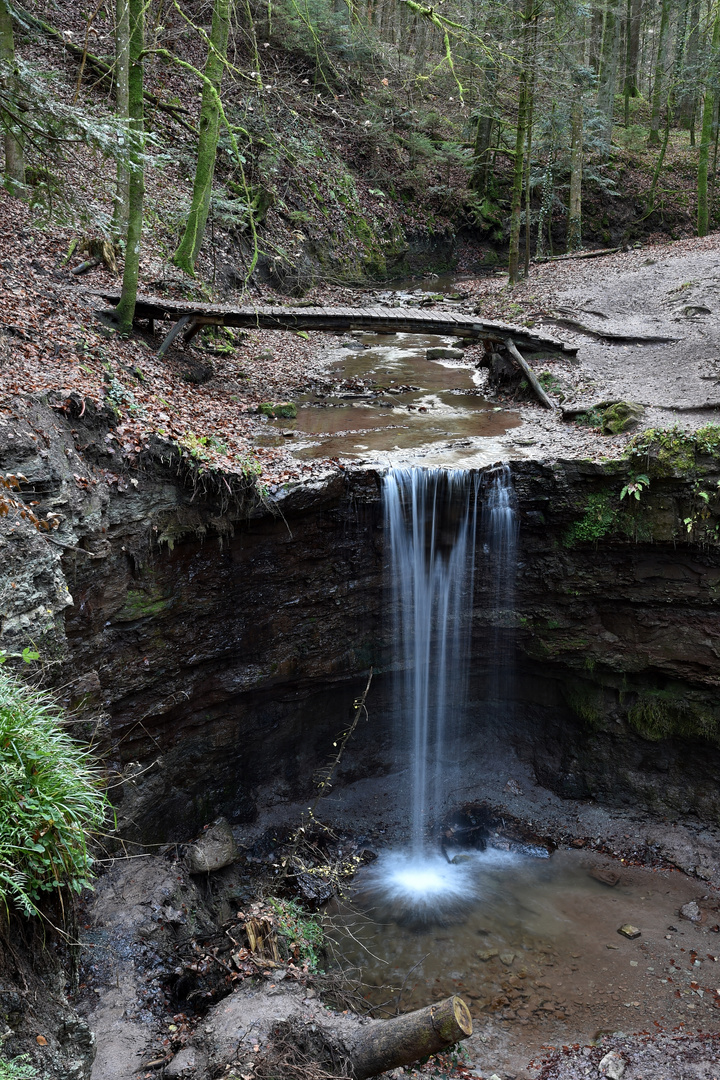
[599,1050,626,1079]
[184,817,239,874]
[680,901,702,922]
[477,948,499,961]
[426,346,466,361]
[601,401,644,434]
[590,867,620,887]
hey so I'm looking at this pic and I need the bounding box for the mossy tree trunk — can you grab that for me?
[508,0,535,285]
[648,0,670,146]
[0,0,25,196]
[677,0,700,134]
[113,0,144,336]
[567,93,583,251]
[597,0,620,156]
[111,0,130,239]
[623,0,641,126]
[172,0,231,276]
[698,0,720,237]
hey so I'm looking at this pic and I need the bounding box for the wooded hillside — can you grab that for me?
[1,0,718,309]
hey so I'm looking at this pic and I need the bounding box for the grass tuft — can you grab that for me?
[0,671,107,916]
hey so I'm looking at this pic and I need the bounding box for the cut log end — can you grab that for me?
[348,995,472,1079]
[432,995,472,1041]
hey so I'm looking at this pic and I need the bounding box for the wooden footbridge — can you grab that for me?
[96,291,577,359]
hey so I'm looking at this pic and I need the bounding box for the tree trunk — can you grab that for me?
[597,0,620,155]
[0,0,25,196]
[172,0,231,275]
[623,0,640,124]
[508,0,535,284]
[111,0,130,238]
[648,0,671,145]
[345,996,472,1079]
[698,0,720,236]
[113,0,144,336]
[677,0,701,129]
[567,93,583,250]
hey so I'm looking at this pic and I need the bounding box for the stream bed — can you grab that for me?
[327,846,720,1074]
[258,329,521,464]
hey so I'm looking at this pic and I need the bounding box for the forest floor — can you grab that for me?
[4,181,720,494]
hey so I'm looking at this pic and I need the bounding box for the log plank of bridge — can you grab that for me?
[94,291,577,358]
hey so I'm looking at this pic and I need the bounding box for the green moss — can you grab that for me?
[628,689,720,744]
[601,401,644,435]
[564,491,618,547]
[625,425,720,477]
[258,401,297,419]
[116,588,172,622]
[562,678,605,728]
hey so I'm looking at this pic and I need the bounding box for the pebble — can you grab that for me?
[477,949,499,961]
[618,924,641,939]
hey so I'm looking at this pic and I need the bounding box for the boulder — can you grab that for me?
[426,346,466,361]
[184,817,239,874]
[601,401,645,434]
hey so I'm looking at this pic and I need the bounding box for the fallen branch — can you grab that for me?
[534,246,621,264]
[505,339,555,409]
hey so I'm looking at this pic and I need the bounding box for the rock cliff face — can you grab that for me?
[3,396,720,840]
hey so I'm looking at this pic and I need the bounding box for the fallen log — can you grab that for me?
[505,340,555,410]
[534,245,621,264]
[344,995,472,1079]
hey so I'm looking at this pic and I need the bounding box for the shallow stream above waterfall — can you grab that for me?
[256,329,521,463]
[327,845,720,1075]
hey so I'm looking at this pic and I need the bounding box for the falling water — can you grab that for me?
[483,464,519,728]
[383,467,481,854]
[374,464,518,919]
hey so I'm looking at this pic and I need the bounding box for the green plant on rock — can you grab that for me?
[563,490,618,547]
[268,897,324,972]
[620,473,650,501]
[0,670,107,915]
[0,1055,36,1080]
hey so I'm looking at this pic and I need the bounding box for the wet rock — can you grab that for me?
[600,401,644,434]
[184,818,239,874]
[295,871,335,905]
[499,952,515,965]
[426,346,465,361]
[680,901,702,922]
[617,924,641,939]
[476,949,499,961]
[599,1050,626,1079]
[590,867,620,887]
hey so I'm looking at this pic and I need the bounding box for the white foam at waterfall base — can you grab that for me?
[360,851,475,925]
[358,848,523,927]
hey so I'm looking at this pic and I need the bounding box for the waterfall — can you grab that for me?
[483,464,519,729]
[368,463,518,920]
[383,467,481,853]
